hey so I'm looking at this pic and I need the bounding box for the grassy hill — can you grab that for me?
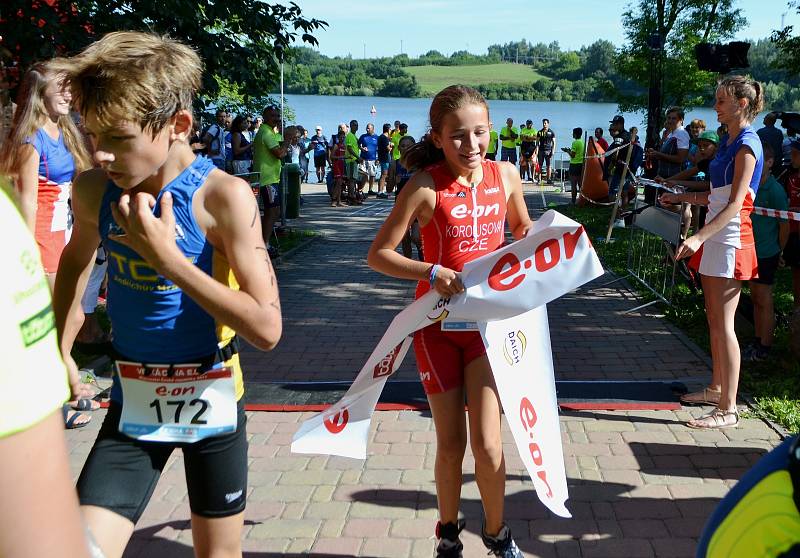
[404,63,548,95]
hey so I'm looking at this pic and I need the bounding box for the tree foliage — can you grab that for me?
[0,0,325,105]
[615,0,745,114]
[771,1,800,75]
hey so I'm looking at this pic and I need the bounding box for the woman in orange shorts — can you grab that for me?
[0,62,91,280]
[660,75,765,429]
[368,85,533,557]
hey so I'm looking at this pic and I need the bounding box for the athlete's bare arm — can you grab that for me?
[368,172,435,280]
[53,168,106,393]
[499,162,534,239]
[0,413,91,558]
[109,172,282,350]
[16,143,39,232]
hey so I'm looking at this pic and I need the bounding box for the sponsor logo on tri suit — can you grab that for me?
[419,371,431,382]
[484,187,500,195]
[107,250,197,292]
[503,329,527,366]
[456,191,466,198]
[450,202,500,220]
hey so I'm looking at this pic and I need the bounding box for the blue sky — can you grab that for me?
[288,0,798,58]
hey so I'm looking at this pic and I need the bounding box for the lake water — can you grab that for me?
[282,94,722,147]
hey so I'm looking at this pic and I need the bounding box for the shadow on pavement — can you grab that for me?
[346,477,731,556]
[123,520,358,557]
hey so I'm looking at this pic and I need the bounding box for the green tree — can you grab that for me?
[0,0,325,102]
[772,1,800,75]
[581,40,617,79]
[377,75,420,97]
[615,0,745,114]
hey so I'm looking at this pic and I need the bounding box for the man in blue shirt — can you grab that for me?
[359,123,380,196]
[377,123,391,197]
[310,125,329,183]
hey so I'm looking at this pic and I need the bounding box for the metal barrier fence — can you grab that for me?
[623,197,686,313]
[595,177,688,313]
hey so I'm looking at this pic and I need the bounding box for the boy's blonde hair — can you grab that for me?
[56,31,202,133]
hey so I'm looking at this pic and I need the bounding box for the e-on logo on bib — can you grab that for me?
[503,330,527,366]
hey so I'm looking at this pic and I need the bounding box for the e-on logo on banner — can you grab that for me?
[503,330,527,366]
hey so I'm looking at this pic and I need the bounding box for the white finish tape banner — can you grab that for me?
[291,211,603,517]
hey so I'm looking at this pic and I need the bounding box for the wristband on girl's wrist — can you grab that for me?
[429,264,441,286]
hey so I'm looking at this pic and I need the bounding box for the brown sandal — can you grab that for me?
[680,387,721,406]
[687,408,739,429]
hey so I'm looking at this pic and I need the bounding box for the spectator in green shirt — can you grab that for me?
[499,118,519,164]
[486,121,499,161]
[345,119,362,201]
[563,127,585,204]
[252,105,286,257]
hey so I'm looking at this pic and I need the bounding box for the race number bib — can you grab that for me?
[117,361,237,443]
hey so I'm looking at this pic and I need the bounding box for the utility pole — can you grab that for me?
[363,43,366,59]
[400,39,403,55]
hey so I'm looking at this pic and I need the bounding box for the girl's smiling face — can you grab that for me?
[431,102,490,175]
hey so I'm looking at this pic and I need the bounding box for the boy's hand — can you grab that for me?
[110,191,183,271]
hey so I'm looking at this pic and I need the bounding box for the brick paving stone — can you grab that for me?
[303,501,352,519]
[318,518,346,538]
[411,538,436,558]
[248,519,321,539]
[391,518,436,538]
[362,537,412,557]
[310,537,363,556]
[580,538,655,558]
[349,501,417,520]
[651,537,698,558]
[343,518,392,538]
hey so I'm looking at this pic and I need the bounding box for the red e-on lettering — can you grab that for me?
[488,226,586,292]
[324,409,349,434]
[519,397,553,498]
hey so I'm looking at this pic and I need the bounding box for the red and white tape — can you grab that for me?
[751,206,800,222]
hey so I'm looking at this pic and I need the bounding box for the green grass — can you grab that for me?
[274,228,317,255]
[558,203,800,433]
[404,63,548,96]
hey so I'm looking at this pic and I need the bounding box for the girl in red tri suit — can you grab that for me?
[368,86,533,558]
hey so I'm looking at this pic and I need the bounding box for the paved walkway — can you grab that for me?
[66,184,785,557]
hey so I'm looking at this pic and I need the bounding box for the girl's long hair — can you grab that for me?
[402,85,489,172]
[0,62,92,182]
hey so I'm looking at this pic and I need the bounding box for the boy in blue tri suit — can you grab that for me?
[52,32,282,558]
